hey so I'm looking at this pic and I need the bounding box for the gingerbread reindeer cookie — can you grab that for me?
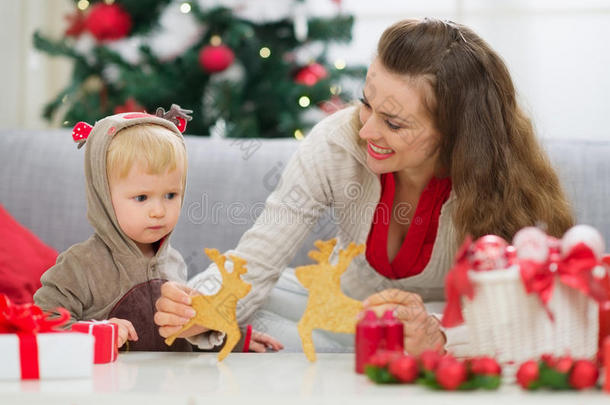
[165,248,251,361]
[295,239,365,361]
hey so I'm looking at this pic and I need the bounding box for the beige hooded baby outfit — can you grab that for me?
[34,112,192,351]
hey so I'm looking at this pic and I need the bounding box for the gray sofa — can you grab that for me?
[1,129,609,280]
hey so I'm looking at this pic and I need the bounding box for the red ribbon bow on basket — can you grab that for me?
[519,242,608,321]
[441,236,474,328]
[441,241,608,328]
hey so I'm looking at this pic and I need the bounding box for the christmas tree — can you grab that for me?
[34,0,365,137]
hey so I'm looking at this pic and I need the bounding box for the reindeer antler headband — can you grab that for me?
[70,104,193,149]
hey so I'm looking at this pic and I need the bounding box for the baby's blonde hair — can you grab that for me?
[106,124,187,188]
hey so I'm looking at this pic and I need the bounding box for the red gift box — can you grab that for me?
[72,321,118,364]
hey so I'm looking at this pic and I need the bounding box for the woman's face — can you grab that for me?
[358,58,442,176]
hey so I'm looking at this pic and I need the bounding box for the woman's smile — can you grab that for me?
[367,141,395,160]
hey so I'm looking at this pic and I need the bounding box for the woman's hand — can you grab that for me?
[107,317,138,348]
[362,288,446,356]
[247,330,284,353]
[154,281,209,339]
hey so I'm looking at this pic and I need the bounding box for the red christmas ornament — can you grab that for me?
[388,355,419,383]
[419,350,442,372]
[554,355,574,374]
[471,235,509,271]
[294,63,328,86]
[114,97,145,115]
[198,45,235,73]
[569,360,599,390]
[516,360,540,389]
[540,353,556,368]
[435,357,467,390]
[366,350,402,368]
[85,3,132,42]
[470,356,502,376]
[65,11,87,37]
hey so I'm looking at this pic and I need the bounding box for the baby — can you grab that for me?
[34,107,280,352]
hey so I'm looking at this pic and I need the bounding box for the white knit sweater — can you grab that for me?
[189,105,470,354]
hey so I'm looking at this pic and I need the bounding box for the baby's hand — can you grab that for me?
[108,317,138,348]
[247,330,284,353]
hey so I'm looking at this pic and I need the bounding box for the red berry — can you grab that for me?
[388,355,419,383]
[367,350,402,368]
[554,355,574,374]
[569,360,599,390]
[470,356,502,376]
[420,350,442,372]
[541,354,556,368]
[436,357,467,390]
[516,360,539,389]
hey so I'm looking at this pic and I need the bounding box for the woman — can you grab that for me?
[154,18,573,355]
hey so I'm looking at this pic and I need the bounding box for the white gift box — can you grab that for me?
[0,332,94,380]
[462,265,599,364]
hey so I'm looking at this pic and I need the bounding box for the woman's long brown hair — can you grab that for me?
[376,18,573,240]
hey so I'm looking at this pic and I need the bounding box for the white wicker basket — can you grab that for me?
[462,265,599,364]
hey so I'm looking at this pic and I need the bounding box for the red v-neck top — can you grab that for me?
[365,173,452,279]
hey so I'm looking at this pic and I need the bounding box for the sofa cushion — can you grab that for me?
[0,204,58,304]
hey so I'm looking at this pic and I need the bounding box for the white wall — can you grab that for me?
[2,0,609,140]
[329,0,610,140]
[1,0,72,130]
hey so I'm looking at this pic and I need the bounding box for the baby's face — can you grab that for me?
[109,161,184,255]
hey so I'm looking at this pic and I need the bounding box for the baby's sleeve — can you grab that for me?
[33,250,91,325]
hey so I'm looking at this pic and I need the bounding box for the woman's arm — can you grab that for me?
[189,127,335,325]
[156,111,354,342]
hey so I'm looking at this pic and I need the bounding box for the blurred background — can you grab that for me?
[2,0,609,140]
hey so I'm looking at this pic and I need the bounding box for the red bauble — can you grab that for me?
[388,355,419,383]
[540,354,556,368]
[516,360,539,389]
[419,350,442,372]
[85,3,132,42]
[569,360,599,390]
[471,235,509,271]
[435,357,467,390]
[198,45,235,73]
[294,63,328,86]
[366,350,402,368]
[554,355,574,374]
[65,11,87,37]
[470,356,502,376]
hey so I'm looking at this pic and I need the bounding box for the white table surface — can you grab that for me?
[0,352,608,405]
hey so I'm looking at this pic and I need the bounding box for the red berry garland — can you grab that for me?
[365,350,502,390]
[516,354,600,390]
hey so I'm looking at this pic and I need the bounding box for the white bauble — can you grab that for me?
[561,224,605,259]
